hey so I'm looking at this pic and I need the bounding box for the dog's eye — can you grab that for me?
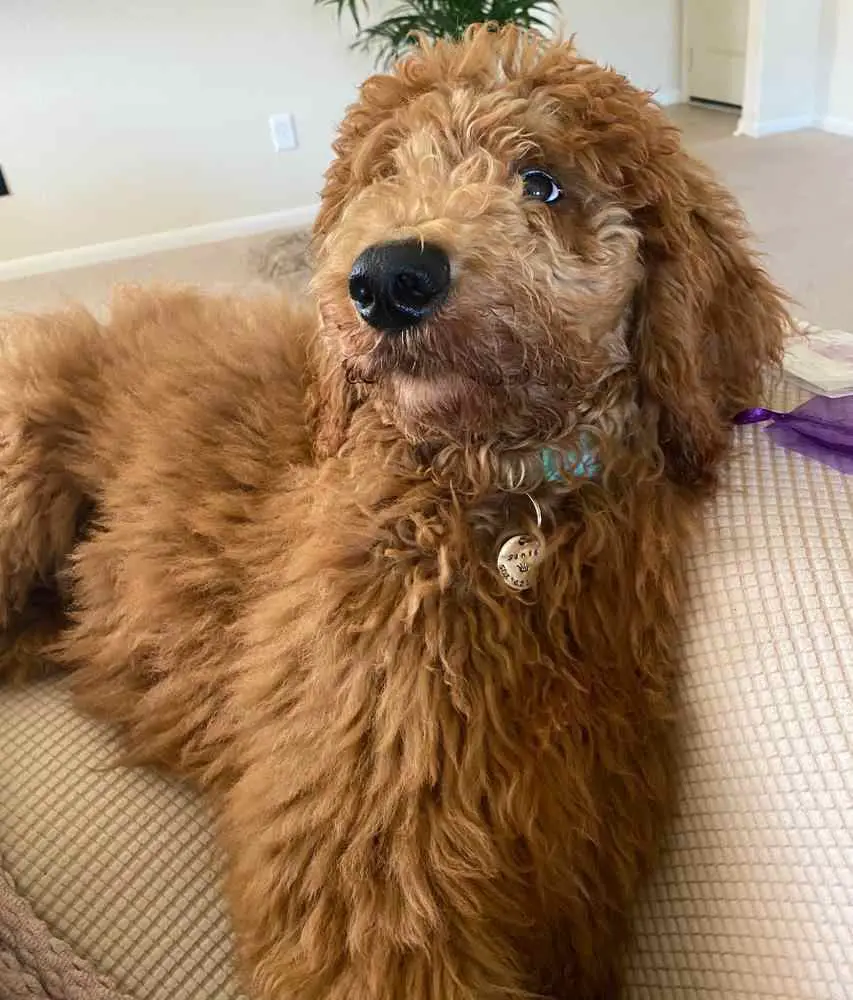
[520,169,563,205]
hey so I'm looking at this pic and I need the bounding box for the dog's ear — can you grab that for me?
[534,47,790,485]
[629,154,790,487]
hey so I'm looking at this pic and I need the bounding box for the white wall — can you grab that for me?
[739,0,853,137]
[739,0,825,135]
[1,0,849,266]
[825,0,853,130]
[815,0,841,124]
[0,0,375,262]
[757,0,823,124]
[555,0,682,101]
[0,0,684,265]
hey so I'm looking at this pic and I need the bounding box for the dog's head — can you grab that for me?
[311,26,788,487]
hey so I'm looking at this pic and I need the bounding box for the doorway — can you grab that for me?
[684,0,750,108]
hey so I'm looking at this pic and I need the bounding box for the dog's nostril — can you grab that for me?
[348,275,375,309]
[391,270,433,308]
[348,239,451,333]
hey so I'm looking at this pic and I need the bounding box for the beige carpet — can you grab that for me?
[1,106,852,329]
[668,105,853,333]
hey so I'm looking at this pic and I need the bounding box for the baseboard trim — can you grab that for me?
[653,89,683,107]
[735,114,817,138]
[0,203,319,282]
[821,115,853,137]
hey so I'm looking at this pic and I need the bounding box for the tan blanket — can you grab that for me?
[0,864,131,1000]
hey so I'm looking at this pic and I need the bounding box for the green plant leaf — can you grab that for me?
[314,0,370,30]
[316,0,557,64]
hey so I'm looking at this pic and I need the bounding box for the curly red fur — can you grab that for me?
[0,26,789,1000]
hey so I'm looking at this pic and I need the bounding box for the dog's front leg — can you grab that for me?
[0,306,107,677]
[220,785,531,1000]
[212,461,540,1000]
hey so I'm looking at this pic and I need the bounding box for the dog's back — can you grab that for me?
[0,286,315,701]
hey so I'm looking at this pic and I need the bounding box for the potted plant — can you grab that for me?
[315,0,557,65]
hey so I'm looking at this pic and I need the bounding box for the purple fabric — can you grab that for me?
[734,396,853,475]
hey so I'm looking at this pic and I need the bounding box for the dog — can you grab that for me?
[0,25,789,1000]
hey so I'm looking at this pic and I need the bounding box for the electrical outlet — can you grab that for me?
[269,113,297,152]
[0,166,9,197]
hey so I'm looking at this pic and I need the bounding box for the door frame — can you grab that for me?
[734,0,767,135]
[679,0,763,133]
[680,0,752,110]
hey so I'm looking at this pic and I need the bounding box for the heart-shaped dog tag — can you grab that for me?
[496,532,545,592]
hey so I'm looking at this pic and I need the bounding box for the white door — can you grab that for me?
[686,0,749,107]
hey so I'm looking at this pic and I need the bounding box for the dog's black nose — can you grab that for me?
[348,240,451,332]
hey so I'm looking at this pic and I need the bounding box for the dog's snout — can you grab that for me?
[348,240,451,333]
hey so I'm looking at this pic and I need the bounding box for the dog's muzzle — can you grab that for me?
[348,239,451,333]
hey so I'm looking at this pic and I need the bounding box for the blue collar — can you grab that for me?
[541,432,600,482]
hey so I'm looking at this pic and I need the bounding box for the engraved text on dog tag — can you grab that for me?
[496,532,545,591]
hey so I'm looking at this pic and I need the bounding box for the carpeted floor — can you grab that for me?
[668,105,853,332]
[1,105,852,329]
